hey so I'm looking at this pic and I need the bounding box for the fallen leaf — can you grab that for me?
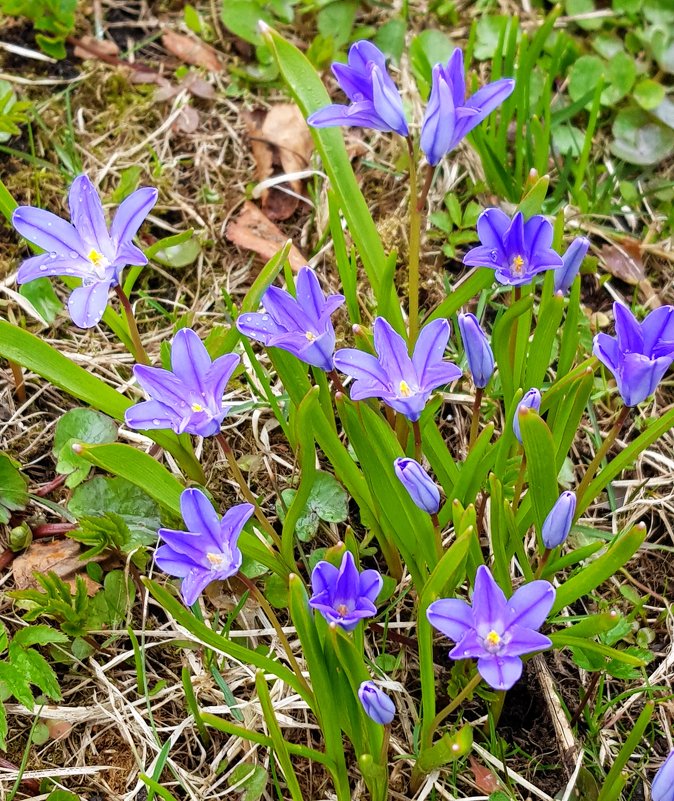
[226,201,307,271]
[600,240,645,285]
[73,35,120,60]
[468,756,501,793]
[161,29,223,72]
[244,104,314,221]
[12,538,98,594]
[172,105,200,134]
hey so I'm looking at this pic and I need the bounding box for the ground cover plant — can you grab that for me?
[0,1,674,800]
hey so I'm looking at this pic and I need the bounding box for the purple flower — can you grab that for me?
[554,237,590,295]
[542,491,576,549]
[457,312,494,389]
[593,303,674,407]
[333,317,461,422]
[464,209,563,286]
[309,550,383,632]
[513,388,542,443]
[420,49,515,166]
[427,565,555,690]
[156,488,253,606]
[125,328,240,437]
[393,457,440,514]
[12,175,157,328]
[358,681,395,725]
[236,266,344,372]
[307,40,408,136]
[652,750,674,801]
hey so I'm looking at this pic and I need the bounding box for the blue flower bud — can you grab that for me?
[542,491,576,549]
[458,313,495,389]
[393,457,440,514]
[513,388,542,443]
[358,681,395,725]
[653,750,674,801]
[554,237,590,295]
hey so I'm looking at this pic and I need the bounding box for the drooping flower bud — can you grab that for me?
[513,388,542,443]
[652,750,674,801]
[393,457,440,514]
[458,313,494,389]
[554,237,590,295]
[358,681,395,725]
[541,491,576,549]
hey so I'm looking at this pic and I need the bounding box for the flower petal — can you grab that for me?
[507,580,555,630]
[613,302,643,354]
[373,317,415,385]
[502,625,551,657]
[109,186,158,245]
[263,285,313,333]
[13,206,88,258]
[332,62,374,103]
[16,253,91,283]
[311,561,339,597]
[219,502,255,550]
[523,215,554,260]
[453,78,515,141]
[412,318,451,380]
[236,311,283,345]
[154,543,194,577]
[642,306,674,357]
[67,282,109,328]
[593,332,620,373]
[68,175,111,256]
[170,328,212,395]
[124,399,180,431]
[358,568,383,604]
[420,66,455,166]
[207,353,240,404]
[294,267,324,322]
[180,487,222,544]
[157,527,211,566]
[463,244,502,268]
[477,655,523,690]
[180,567,217,606]
[370,64,408,135]
[427,598,474,642]
[133,364,190,409]
[476,208,511,253]
[333,551,360,608]
[472,565,508,634]
[333,348,389,389]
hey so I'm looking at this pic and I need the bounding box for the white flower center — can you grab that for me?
[399,380,413,397]
[87,249,110,279]
[483,630,503,654]
[207,552,226,569]
[510,254,525,276]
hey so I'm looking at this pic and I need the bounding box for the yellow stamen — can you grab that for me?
[336,604,349,616]
[511,254,525,275]
[305,331,317,342]
[399,380,412,397]
[207,552,225,566]
[191,402,204,412]
[484,630,502,650]
[88,249,104,267]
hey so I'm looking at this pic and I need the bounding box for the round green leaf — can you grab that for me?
[568,55,605,104]
[0,453,28,524]
[68,476,162,537]
[634,78,666,110]
[611,106,674,165]
[53,409,118,487]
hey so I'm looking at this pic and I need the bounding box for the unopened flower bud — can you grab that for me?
[554,237,590,295]
[458,313,494,389]
[513,388,542,443]
[358,681,395,725]
[393,457,440,514]
[542,491,576,549]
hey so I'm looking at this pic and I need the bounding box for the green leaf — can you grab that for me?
[103,570,135,627]
[0,661,34,707]
[473,15,509,60]
[53,409,118,488]
[568,56,605,106]
[373,18,405,64]
[12,647,62,698]
[603,51,636,104]
[410,29,456,98]
[11,625,68,649]
[0,452,28,524]
[19,278,62,324]
[611,106,674,165]
[227,763,268,801]
[151,236,201,269]
[277,472,348,542]
[565,0,603,30]
[634,78,666,110]
[317,1,356,49]
[221,0,274,45]
[69,475,162,538]
[519,410,559,536]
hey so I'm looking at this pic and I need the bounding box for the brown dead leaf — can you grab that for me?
[161,29,223,72]
[226,201,307,272]
[73,35,119,60]
[468,756,501,793]
[172,105,200,134]
[12,538,98,594]
[600,240,646,285]
[244,105,314,221]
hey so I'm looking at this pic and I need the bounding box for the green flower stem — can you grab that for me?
[511,453,527,514]
[416,164,434,212]
[406,136,421,347]
[534,547,551,579]
[468,387,484,449]
[237,573,312,697]
[574,406,630,515]
[423,671,482,750]
[113,284,149,365]
[215,432,283,551]
[412,419,423,461]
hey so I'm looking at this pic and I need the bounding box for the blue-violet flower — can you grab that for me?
[420,49,515,166]
[554,236,590,295]
[236,266,344,372]
[652,749,674,801]
[307,40,408,136]
[125,328,240,437]
[333,317,461,422]
[427,564,555,690]
[593,302,674,407]
[358,681,395,725]
[309,550,382,632]
[542,491,576,549]
[513,388,542,443]
[393,457,440,514]
[457,312,494,389]
[463,209,563,286]
[13,174,157,328]
[156,488,253,606]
